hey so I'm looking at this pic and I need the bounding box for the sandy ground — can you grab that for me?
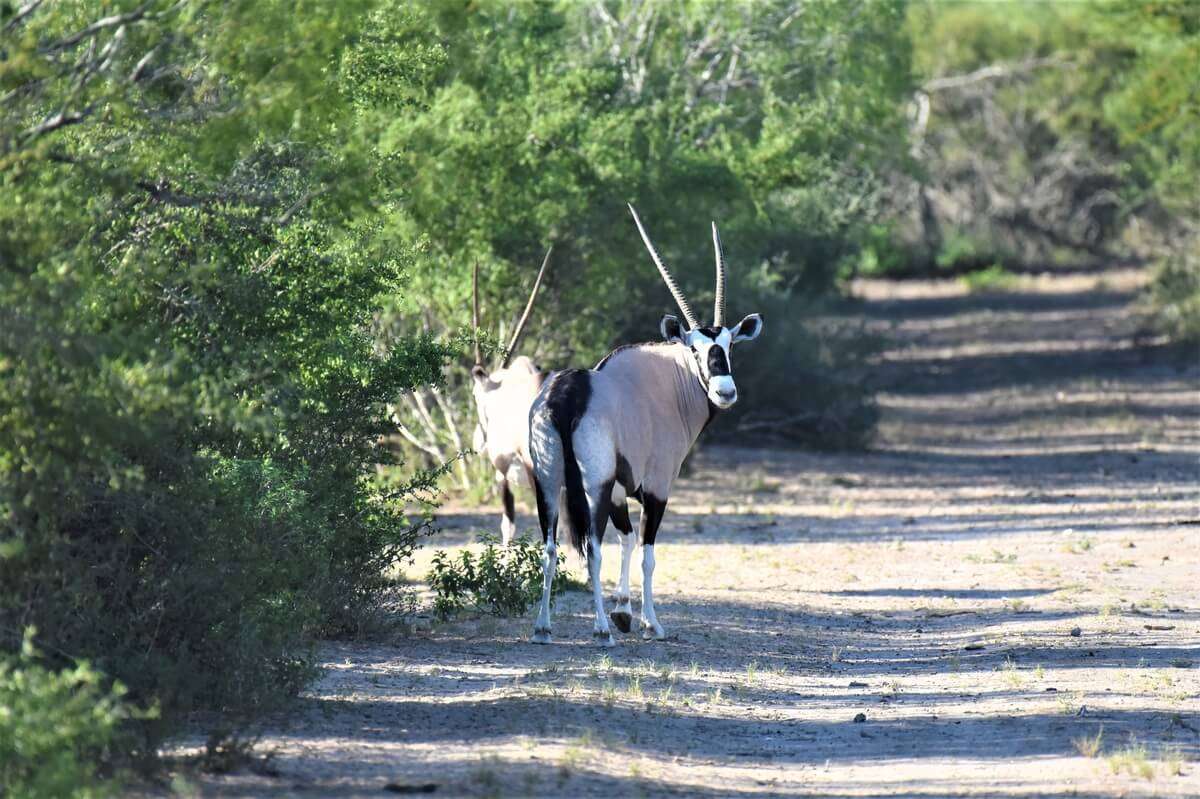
[176,269,1199,798]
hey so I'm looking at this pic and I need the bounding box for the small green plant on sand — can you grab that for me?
[429,534,577,619]
[960,264,1018,293]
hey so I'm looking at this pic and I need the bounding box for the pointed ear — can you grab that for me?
[660,314,686,343]
[732,313,763,343]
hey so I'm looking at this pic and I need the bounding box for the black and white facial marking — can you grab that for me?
[660,312,763,410]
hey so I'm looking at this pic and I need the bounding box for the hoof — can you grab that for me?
[610,610,633,634]
[641,622,666,641]
[531,628,552,645]
[593,631,616,647]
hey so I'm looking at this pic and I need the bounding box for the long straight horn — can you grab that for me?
[471,261,483,366]
[712,221,726,327]
[627,203,698,329]
[501,245,553,368]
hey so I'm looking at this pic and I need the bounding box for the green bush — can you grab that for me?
[429,535,578,620]
[1151,248,1200,345]
[0,630,133,799]
[0,0,450,757]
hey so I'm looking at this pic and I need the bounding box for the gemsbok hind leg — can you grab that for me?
[585,480,616,646]
[531,480,558,644]
[608,502,636,634]
[639,494,668,640]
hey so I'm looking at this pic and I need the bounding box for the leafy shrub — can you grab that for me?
[429,535,578,620]
[0,630,134,799]
[0,0,450,758]
[1150,247,1200,345]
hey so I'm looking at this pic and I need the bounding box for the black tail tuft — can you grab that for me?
[543,369,592,555]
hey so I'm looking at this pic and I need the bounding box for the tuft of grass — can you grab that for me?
[966,548,1018,564]
[1062,536,1095,555]
[708,687,726,705]
[1107,742,1154,780]
[747,473,781,493]
[1073,726,1104,758]
[1001,657,1024,689]
[959,264,1017,293]
[601,680,617,705]
[830,646,844,664]
[471,755,504,793]
[1163,746,1184,777]
[744,661,759,686]
[589,654,613,677]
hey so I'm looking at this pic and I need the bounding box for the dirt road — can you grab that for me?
[186,270,1199,797]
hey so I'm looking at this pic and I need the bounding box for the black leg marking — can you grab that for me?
[615,453,644,503]
[640,492,667,546]
[533,479,554,545]
[590,478,614,550]
[609,501,633,535]
[501,480,515,531]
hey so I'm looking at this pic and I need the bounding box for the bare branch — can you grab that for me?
[3,0,46,33]
[41,2,155,53]
[21,107,92,141]
[922,56,1069,93]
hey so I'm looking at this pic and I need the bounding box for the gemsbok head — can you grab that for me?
[527,204,763,645]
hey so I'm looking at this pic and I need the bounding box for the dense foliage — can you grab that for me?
[869,1,1199,342]
[0,0,449,771]
[387,0,911,458]
[0,630,131,799]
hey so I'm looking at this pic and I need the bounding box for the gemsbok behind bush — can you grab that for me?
[470,250,636,546]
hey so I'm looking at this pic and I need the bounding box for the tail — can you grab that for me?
[539,369,592,556]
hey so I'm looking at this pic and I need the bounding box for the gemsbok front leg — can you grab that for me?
[639,494,668,640]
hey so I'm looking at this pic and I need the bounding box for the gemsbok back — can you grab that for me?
[528,205,763,645]
[470,250,637,546]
